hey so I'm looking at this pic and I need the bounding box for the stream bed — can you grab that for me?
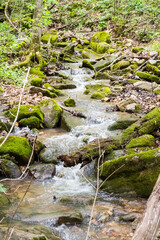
[1,62,147,239]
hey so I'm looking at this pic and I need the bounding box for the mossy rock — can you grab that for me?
[83,89,90,95]
[154,87,160,95]
[19,116,41,129]
[43,83,64,96]
[29,86,57,98]
[132,46,144,53]
[111,61,130,70]
[136,71,160,83]
[0,120,12,132]
[82,59,94,70]
[90,42,110,54]
[56,42,69,47]
[0,87,4,93]
[82,48,103,59]
[41,33,58,45]
[86,83,107,90]
[0,136,32,164]
[6,105,43,122]
[1,159,21,178]
[146,64,160,76]
[108,115,139,130]
[121,107,160,144]
[61,111,85,131]
[64,98,76,107]
[94,72,109,80]
[30,77,43,87]
[91,92,105,99]
[91,31,111,43]
[100,147,160,197]
[39,99,62,128]
[103,87,111,94]
[126,134,155,149]
[30,68,45,78]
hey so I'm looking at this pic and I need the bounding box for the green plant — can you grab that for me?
[0,183,7,193]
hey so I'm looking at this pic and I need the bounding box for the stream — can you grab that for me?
[2,62,146,239]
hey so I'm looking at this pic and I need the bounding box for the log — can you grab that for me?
[59,104,87,119]
[58,137,120,167]
[132,174,160,240]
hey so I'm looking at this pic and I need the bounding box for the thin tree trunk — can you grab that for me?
[132,174,160,240]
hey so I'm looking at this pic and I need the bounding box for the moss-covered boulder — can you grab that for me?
[19,116,41,129]
[90,42,110,54]
[133,81,158,92]
[94,72,109,80]
[39,99,62,128]
[82,48,103,59]
[82,59,94,70]
[91,31,111,43]
[30,77,43,87]
[86,83,108,91]
[121,107,160,144]
[29,163,56,180]
[0,159,21,178]
[30,68,45,78]
[126,134,155,149]
[146,63,160,76]
[111,61,130,70]
[0,136,32,164]
[53,83,76,90]
[64,98,76,107]
[41,33,58,45]
[43,83,64,96]
[90,92,105,99]
[6,105,43,122]
[100,147,160,197]
[154,87,160,95]
[29,86,57,98]
[136,71,160,83]
[108,115,139,130]
[132,46,144,53]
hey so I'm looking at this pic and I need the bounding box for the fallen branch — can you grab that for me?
[59,104,87,119]
[99,54,124,72]
[4,1,18,32]
[134,52,159,73]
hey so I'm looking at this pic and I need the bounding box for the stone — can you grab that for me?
[90,42,110,54]
[56,212,83,226]
[30,68,45,78]
[117,97,138,112]
[29,163,56,180]
[136,71,160,83]
[29,86,57,98]
[94,55,117,71]
[0,159,21,178]
[126,134,155,149]
[82,59,94,70]
[39,99,62,128]
[30,77,43,87]
[60,111,85,131]
[154,87,160,95]
[39,148,59,164]
[120,213,139,222]
[43,83,64,96]
[82,48,103,59]
[53,83,76,89]
[19,116,41,129]
[126,103,141,113]
[64,98,76,107]
[0,136,32,164]
[91,31,111,43]
[111,61,130,70]
[133,81,158,91]
[132,46,144,53]
[108,115,139,130]
[41,33,58,45]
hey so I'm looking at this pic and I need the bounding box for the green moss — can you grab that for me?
[64,98,76,107]
[83,89,90,95]
[132,46,144,53]
[43,83,64,96]
[130,64,138,71]
[126,134,155,149]
[30,68,45,78]
[103,87,111,94]
[82,59,94,70]
[135,105,142,111]
[0,194,9,206]
[6,105,43,122]
[41,33,58,45]
[30,77,43,87]
[19,116,41,129]
[154,88,160,94]
[136,71,160,83]
[86,83,107,90]
[100,147,160,197]
[0,87,4,93]
[111,61,130,70]
[108,116,139,130]
[39,99,62,111]
[50,57,57,63]
[82,48,103,59]
[91,92,105,99]
[108,48,116,53]
[146,64,160,76]
[95,72,109,80]
[0,136,32,164]
[56,42,69,47]
[90,42,109,54]
[83,39,90,45]
[91,31,111,43]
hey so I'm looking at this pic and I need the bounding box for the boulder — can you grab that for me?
[41,33,58,45]
[82,48,103,59]
[100,147,160,197]
[29,163,56,180]
[0,136,32,164]
[90,42,110,54]
[56,212,83,226]
[126,134,155,149]
[60,111,85,131]
[30,77,43,87]
[132,46,144,53]
[39,99,62,128]
[0,159,21,178]
[126,103,141,113]
[64,98,76,107]
[117,97,138,112]
[108,115,139,130]
[136,71,160,83]
[94,55,117,71]
[91,31,111,43]
[53,83,76,89]
[29,86,57,98]
[111,61,130,70]
[43,83,64,96]
[82,59,94,70]
[39,148,59,164]
[19,116,41,129]
[133,80,158,91]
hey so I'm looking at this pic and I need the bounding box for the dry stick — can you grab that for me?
[0,67,30,149]
[4,1,18,32]
[59,104,87,119]
[99,54,124,72]
[4,177,33,240]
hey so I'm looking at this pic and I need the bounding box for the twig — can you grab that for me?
[59,104,87,119]
[99,54,124,72]
[0,67,30,149]
[4,1,18,32]
[4,177,33,240]
[134,52,159,73]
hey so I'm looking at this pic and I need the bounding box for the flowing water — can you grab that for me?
[2,62,146,240]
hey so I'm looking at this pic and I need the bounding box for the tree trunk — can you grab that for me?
[132,174,160,240]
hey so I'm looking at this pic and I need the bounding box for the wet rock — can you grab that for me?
[0,136,32,165]
[108,115,139,130]
[56,212,83,226]
[94,55,117,71]
[60,111,85,131]
[133,80,158,91]
[53,83,76,89]
[39,99,62,128]
[64,98,76,107]
[29,163,56,180]
[120,212,139,222]
[0,159,21,178]
[43,83,64,96]
[39,148,58,164]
